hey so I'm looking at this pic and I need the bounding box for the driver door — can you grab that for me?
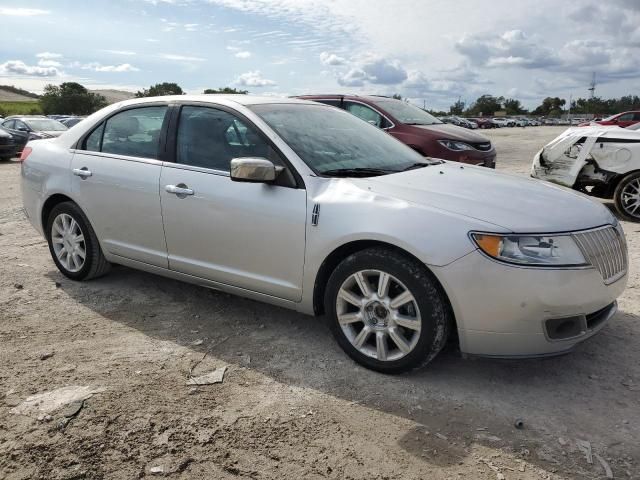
[160,105,307,301]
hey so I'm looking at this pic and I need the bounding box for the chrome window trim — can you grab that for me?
[161,161,231,177]
[70,149,164,167]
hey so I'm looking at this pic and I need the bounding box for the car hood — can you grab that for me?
[409,123,490,143]
[352,162,614,233]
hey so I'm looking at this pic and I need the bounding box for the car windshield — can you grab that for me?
[250,104,439,176]
[368,99,442,126]
[25,119,68,131]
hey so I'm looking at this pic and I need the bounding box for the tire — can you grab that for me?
[324,248,451,373]
[614,171,640,222]
[46,201,111,280]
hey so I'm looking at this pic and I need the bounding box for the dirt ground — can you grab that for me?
[1,126,638,480]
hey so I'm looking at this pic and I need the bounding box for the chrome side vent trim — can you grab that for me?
[572,226,628,285]
[311,203,320,226]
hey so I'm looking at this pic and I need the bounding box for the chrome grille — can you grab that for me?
[572,226,628,284]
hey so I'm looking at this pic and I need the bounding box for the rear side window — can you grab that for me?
[3,120,14,129]
[617,113,634,122]
[90,106,167,159]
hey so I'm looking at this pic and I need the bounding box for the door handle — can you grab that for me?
[165,184,194,196]
[72,167,92,178]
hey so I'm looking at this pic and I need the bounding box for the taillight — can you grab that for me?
[19,146,32,162]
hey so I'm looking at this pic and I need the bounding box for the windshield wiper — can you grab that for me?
[321,167,396,177]
[402,162,433,171]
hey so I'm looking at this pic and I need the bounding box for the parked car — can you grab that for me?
[298,95,496,167]
[492,118,514,127]
[579,111,640,128]
[511,118,528,127]
[0,126,18,161]
[21,95,627,372]
[532,124,640,221]
[60,117,85,128]
[470,117,497,129]
[1,116,68,153]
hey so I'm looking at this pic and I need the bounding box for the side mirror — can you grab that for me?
[17,126,29,132]
[230,157,281,183]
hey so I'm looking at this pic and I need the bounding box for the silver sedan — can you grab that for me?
[21,96,628,372]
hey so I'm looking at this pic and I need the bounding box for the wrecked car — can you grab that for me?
[532,123,640,222]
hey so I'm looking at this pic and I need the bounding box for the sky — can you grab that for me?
[1,0,639,110]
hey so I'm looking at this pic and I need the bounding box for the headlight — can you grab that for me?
[438,140,474,151]
[471,233,588,267]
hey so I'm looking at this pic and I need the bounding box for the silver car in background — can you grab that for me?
[21,96,628,372]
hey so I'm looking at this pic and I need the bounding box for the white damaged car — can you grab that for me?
[532,123,640,221]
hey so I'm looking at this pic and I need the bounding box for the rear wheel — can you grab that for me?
[46,202,111,280]
[614,171,640,222]
[325,248,451,373]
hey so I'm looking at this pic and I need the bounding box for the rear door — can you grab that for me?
[159,103,307,301]
[71,104,169,267]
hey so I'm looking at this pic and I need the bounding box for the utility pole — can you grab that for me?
[588,72,596,99]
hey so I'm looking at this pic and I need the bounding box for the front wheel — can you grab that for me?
[46,202,111,280]
[325,248,451,373]
[614,171,640,222]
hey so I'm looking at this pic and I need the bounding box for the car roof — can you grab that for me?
[115,94,319,109]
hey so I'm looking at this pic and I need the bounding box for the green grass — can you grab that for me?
[0,101,43,116]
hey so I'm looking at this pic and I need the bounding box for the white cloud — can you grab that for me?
[38,59,62,68]
[0,60,59,77]
[159,54,206,62]
[235,70,276,87]
[0,7,50,16]
[101,50,137,56]
[320,51,346,66]
[235,51,252,59]
[36,52,63,59]
[82,63,140,72]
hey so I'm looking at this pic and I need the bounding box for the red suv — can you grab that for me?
[296,95,496,167]
[579,111,640,128]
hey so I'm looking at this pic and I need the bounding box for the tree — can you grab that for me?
[391,93,402,100]
[503,98,527,115]
[135,82,183,97]
[39,82,107,115]
[465,95,504,116]
[203,87,248,94]
[449,99,465,115]
[531,97,566,116]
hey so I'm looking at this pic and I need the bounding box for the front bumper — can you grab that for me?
[431,249,627,357]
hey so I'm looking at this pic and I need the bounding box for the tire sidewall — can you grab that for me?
[614,171,640,222]
[325,249,449,373]
[46,202,96,280]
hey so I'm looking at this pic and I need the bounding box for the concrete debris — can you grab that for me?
[61,400,84,418]
[14,283,23,290]
[558,437,568,446]
[149,465,165,475]
[435,433,448,441]
[594,453,614,479]
[576,439,593,464]
[39,351,54,361]
[186,366,228,386]
[10,386,105,417]
[190,339,204,346]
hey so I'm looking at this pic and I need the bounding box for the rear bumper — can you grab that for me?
[430,249,627,357]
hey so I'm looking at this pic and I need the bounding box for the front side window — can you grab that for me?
[101,106,167,159]
[250,104,437,175]
[84,123,105,152]
[3,120,15,129]
[345,102,385,128]
[176,106,282,172]
[617,113,634,122]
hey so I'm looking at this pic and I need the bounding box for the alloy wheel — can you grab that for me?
[621,178,640,219]
[336,269,422,362]
[51,213,86,273]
